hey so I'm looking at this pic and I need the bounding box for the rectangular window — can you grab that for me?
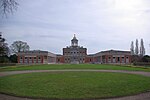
[122,57,124,63]
[44,56,47,59]
[117,57,120,62]
[108,57,111,62]
[113,57,116,63]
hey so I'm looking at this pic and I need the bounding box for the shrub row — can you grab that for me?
[0,63,17,67]
[133,62,150,66]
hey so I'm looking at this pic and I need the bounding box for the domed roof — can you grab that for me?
[71,34,78,41]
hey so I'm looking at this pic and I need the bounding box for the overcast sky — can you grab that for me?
[0,0,150,55]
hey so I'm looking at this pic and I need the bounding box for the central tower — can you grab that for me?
[71,34,78,47]
[63,34,87,64]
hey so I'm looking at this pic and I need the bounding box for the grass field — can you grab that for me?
[0,64,150,72]
[0,72,150,99]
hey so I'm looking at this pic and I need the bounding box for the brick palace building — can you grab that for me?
[61,34,87,64]
[18,50,56,64]
[18,35,131,64]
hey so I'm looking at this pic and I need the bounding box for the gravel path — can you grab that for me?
[0,69,150,100]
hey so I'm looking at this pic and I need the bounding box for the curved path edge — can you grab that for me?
[0,69,150,100]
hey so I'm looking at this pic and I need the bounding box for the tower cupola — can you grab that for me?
[71,34,78,46]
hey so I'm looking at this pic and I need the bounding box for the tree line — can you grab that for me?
[130,39,150,63]
[130,39,145,56]
[0,32,30,63]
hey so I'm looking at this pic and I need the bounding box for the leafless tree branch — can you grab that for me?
[0,0,19,17]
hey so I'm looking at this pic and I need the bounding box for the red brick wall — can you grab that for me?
[18,56,20,63]
[85,57,94,63]
[56,56,65,63]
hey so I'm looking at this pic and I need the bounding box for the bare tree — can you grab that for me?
[0,0,19,17]
[135,39,139,55]
[0,32,9,56]
[140,38,145,56]
[10,41,30,53]
[130,41,134,55]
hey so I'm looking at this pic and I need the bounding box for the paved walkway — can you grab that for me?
[0,69,150,100]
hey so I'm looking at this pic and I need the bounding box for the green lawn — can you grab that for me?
[0,72,150,99]
[0,64,150,72]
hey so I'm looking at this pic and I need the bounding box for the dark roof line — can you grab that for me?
[95,49,131,54]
